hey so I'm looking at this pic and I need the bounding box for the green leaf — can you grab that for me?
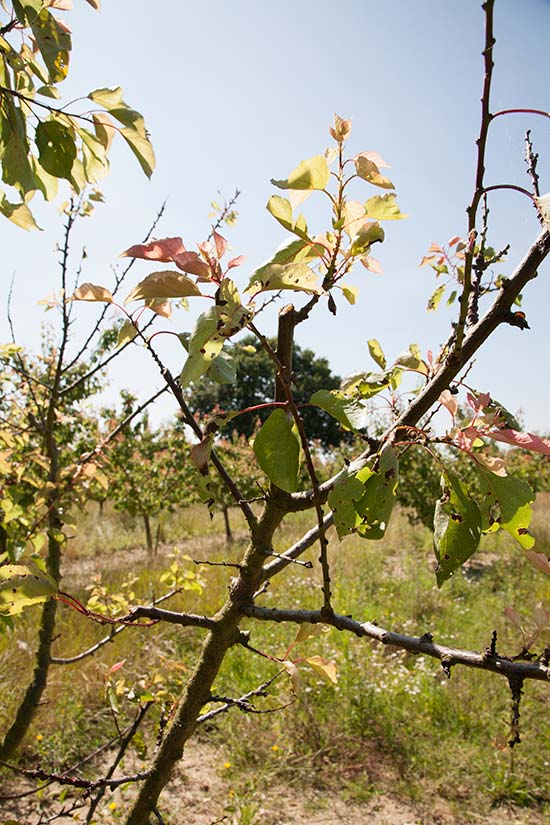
[265,238,325,267]
[328,474,365,538]
[266,195,310,241]
[427,284,446,311]
[120,125,156,179]
[208,350,236,384]
[434,472,482,586]
[310,389,368,432]
[35,120,77,180]
[349,222,385,256]
[12,0,42,25]
[179,308,224,387]
[271,155,330,191]
[339,285,359,304]
[116,321,138,348]
[341,370,393,399]
[253,408,300,492]
[355,446,399,540]
[364,193,407,220]
[2,128,37,195]
[475,469,535,549]
[0,563,57,616]
[30,8,71,83]
[367,338,386,370]
[246,262,323,296]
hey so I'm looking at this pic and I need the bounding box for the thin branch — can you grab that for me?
[197,673,284,723]
[242,605,550,684]
[85,702,152,823]
[63,201,167,375]
[52,587,181,665]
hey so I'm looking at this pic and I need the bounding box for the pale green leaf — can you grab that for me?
[364,193,408,221]
[246,262,323,296]
[339,285,359,304]
[0,194,39,230]
[367,338,386,370]
[179,308,224,387]
[120,126,155,179]
[125,271,202,304]
[305,655,338,684]
[116,320,138,348]
[427,284,446,311]
[271,155,330,191]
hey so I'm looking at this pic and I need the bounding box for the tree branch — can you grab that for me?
[243,605,550,684]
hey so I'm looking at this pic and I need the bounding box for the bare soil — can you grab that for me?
[1,740,546,825]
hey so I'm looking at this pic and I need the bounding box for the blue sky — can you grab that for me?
[2,0,550,431]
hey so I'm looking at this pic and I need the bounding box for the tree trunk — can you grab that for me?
[143,512,153,556]
[0,533,61,761]
[222,505,232,542]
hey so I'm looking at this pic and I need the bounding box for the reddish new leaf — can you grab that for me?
[121,237,186,262]
[486,429,550,455]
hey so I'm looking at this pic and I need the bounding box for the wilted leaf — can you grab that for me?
[282,660,300,694]
[271,156,330,191]
[524,550,550,575]
[72,283,114,302]
[253,409,301,492]
[190,435,212,476]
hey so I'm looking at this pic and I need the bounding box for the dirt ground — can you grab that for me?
[1,740,547,825]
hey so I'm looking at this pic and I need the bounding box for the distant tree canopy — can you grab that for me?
[187,334,345,448]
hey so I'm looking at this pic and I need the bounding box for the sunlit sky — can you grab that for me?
[2,0,550,431]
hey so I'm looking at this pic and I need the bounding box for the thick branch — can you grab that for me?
[243,606,550,684]
[122,606,217,629]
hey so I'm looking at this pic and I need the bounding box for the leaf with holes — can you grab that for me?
[246,262,323,296]
[35,120,76,180]
[355,446,399,540]
[0,564,57,616]
[434,472,482,586]
[474,467,535,549]
[327,474,365,538]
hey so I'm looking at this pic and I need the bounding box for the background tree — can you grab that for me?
[188,334,346,448]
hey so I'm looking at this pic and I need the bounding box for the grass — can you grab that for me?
[1,496,550,822]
